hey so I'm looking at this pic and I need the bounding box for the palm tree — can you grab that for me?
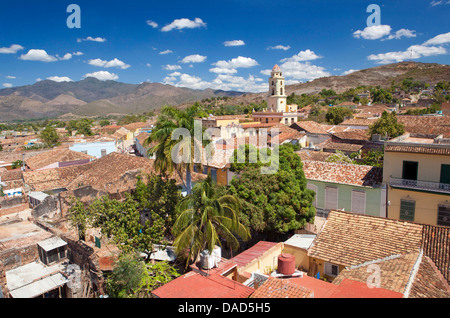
[144,106,205,194]
[172,177,250,268]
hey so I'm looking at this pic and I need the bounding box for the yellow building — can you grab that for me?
[383,133,450,227]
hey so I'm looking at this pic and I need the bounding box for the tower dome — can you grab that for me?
[272,64,281,72]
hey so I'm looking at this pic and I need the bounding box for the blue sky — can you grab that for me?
[0,0,449,93]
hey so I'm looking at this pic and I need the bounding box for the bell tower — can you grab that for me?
[267,64,287,112]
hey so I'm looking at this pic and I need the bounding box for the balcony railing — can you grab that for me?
[390,177,450,194]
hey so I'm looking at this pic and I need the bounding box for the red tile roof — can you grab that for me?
[231,241,279,268]
[329,278,403,298]
[302,161,382,187]
[152,266,254,298]
[251,277,314,298]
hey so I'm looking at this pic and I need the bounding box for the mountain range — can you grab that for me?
[1,62,449,121]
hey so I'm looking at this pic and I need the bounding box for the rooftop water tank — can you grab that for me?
[278,253,295,275]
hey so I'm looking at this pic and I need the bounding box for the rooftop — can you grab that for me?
[308,210,423,267]
[302,161,383,187]
[25,148,94,170]
[291,121,329,135]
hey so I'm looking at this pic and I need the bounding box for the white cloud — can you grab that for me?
[164,72,268,93]
[159,49,173,55]
[5,75,16,79]
[72,51,84,56]
[83,71,118,81]
[88,58,131,69]
[2,83,12,88]
[267,45,291,51]
[0,44,24,54]
[161,18,206,32]
[46,76,73,82]
[213,56,258,69]
[209,67,238,74]
[223,40,245,47]
[430,0,450,6]
[261,61,331,82]
[353,25,392,40]
[163,64,182,70]
[280,49,322,62]
[168,72,181,76]
[180,54,207,63]
[146,20,158,28]
[146,63,152,67]
[387,29,416,40]
[368,44,447,64]
[19,49,58,62]
[58,53,72,61]
[423,32,450,46]
[77,37,107,43]
[342,69,359,75]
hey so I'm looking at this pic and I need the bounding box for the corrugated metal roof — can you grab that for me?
[284,234,316,250]
[37,237,67,252]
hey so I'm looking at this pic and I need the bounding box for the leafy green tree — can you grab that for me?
[134,261,180,297]
[325,151,354,164]
[369,111,405,139]
[144,106,207,194]
[172,177,250,268]
[40,126,60,147]
[105,253,180,298]
[133,174,182,238]
[99,119,111,127]
[228,144,316,235]
[325,107,354,125]
[105,253,144,298]
[67,198,90,240]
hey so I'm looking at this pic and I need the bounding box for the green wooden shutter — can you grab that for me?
[400,200,415,222]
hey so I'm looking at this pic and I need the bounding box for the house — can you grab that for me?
[302,161,385,219]
[290,121,330,148]
[316,139,363,157]
[306,210,450,297]
[134,132,155,158]
[25,148,94,171]
[382,132,450,227]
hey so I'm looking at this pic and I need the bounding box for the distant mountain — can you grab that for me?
[213,61,450,106]
[0,78,246,121]
[1,62,448,121]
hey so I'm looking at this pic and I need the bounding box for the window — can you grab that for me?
[402,161,418,181]
[101,149,107,157]
[325,187,338,210]
[400,199,415,222]
[81,150,88,154]
[351,190,366,214]
[324,262,339,276]
[437,205,450,227]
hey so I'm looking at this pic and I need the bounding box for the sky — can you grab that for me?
[0,0,449,93]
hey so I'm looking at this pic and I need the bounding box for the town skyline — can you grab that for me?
[0,0,449,93]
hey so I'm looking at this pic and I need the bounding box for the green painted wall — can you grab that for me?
[307,180,383,217]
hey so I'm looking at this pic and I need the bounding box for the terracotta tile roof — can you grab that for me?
[297,150,333,162]
[291,121,329,135]
[318,140,363,153]
[308,210,423,267]
[340,118,377,127]
[409,256,450,298]
[384,144,450,156]
[329,278,403,298]
[397,116,450,135]
[332,252,420,295]
[302,161,382,187]
[24,152,206,192]
[331,129,369,141]
[231,241,279,268]
[152,265,254,298]
[122,121,148,132]
[421,225,450,284]
[251,277,314,298]
[25,148,94,170]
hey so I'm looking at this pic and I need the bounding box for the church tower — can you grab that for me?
[267,64,287,112]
